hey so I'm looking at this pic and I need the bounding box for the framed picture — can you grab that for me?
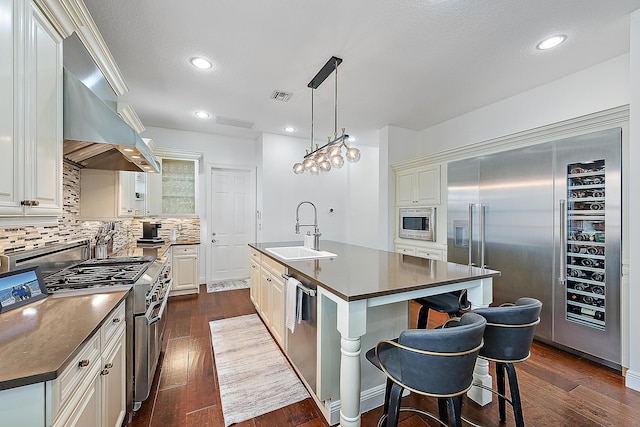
[0,266,49,313]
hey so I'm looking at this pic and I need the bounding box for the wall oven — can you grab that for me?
[399,207,435,241]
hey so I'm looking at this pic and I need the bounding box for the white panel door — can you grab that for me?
[210,168,253,281]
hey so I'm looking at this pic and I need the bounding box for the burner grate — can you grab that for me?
[44,257,155,290]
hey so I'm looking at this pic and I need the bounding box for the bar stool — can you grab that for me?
[365,312,486,427]
[414,290,471,329]
[472,297,542,427]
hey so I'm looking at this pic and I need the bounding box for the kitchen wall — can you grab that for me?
[257,132,389,250]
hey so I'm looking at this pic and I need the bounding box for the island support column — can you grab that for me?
[466,277,493,406]
[336,299,367,427]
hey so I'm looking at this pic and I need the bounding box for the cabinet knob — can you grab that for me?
[105,363,113,369]
[112,317,121,323]
[100,369,110,376]
[78,359,90,368]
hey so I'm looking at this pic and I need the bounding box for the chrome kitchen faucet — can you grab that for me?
[295,201,321,250]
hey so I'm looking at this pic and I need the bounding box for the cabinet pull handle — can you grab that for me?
[78,359,90,368]
[101,369,110,376]
[105,363,113,369]
[112,317,121,323]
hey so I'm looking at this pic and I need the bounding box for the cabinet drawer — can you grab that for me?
[173,245,198,255]
[101,301,125,349]
[395,244,416,256]
[51,332,101,418]
[262,255,286,276]
[415,248,443,261]
[250,248,261,262]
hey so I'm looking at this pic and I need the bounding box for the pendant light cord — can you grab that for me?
[334,61,338,135]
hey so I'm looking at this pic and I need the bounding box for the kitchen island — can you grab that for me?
[249,241,500,426]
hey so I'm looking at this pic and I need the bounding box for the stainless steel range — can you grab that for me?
[0,239,172,412]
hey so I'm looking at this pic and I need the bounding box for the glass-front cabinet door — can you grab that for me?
[161,158,196,215]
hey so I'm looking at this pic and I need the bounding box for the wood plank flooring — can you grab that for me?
[127,285,640,426]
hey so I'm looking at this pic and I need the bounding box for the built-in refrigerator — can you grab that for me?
[447,127,621,364]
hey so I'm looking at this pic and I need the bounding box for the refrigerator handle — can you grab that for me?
[468,203,475,266]
[480,204,487,268]
[559,199,567,285]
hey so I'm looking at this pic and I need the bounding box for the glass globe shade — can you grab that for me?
[346,147,361,163]
[309,164,320,175]
[314,151,328,163]
[330,154,344,169]
[318,159,331,172]
[303,157,316,170]
[293,162,305,174]
[327,145,342,157]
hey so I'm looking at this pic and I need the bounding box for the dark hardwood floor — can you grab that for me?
[127,285,640,426]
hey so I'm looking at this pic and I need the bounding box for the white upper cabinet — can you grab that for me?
[0,0,63,221]
[147,149,201,217]
[395,164,441,207]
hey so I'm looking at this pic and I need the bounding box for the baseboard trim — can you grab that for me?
[625,369,640,391]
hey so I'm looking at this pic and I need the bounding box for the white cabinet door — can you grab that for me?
[395,165,441,207]
[259,268,271,325]
[269,274,285,346]
[58,375,101,427]
[101,326,126,427]
[0,0,22,215]
[0,0,63,218]
[25,3,63,216]
[172,245,199,293]
[250,258,260,306]
[117,172,135,217]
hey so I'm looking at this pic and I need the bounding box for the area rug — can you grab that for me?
[206,277,250,293]
[209,314,309,426]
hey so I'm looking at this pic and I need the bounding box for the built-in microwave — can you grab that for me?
[398,207,435,241]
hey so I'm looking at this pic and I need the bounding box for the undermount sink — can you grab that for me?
[265,246,337,260]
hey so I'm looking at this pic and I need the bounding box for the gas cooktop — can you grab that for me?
[44,256,156,291]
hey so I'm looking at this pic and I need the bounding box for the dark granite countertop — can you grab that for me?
[0,290,129,391]
[250,241,500,302]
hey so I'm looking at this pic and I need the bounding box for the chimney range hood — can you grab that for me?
[62,33,159,173]
[63,69,160,173]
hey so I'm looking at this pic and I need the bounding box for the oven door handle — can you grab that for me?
[148,293,169,325]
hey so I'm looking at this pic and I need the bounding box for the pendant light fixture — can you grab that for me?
[293,56,360,175]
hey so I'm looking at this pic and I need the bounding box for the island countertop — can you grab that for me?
[249,241,500,301]
[0,290,129,391]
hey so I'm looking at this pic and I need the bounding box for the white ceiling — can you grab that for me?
[82,0,640,144]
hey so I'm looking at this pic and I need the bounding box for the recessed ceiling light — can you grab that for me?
[284,126,296,132]
[537,35,567,50]
[190,56,213,69]
[195,111,211,119]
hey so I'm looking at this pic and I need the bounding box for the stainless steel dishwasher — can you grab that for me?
[284,273,318,392]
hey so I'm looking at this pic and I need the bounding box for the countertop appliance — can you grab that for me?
[0,239,172,412]
[447,127,621,366]
[398,207,435,241]
[138,221,164,244]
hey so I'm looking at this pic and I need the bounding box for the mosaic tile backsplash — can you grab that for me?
[0,161,200,255]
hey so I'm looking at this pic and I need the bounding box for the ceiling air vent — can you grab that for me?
[213,116,255,129]
[270,90,292,102]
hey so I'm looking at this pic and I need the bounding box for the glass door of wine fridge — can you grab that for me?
[554,128,621,364]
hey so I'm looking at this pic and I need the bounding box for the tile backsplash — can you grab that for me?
[0,161,200,255]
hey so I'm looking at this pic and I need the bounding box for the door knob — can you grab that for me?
[212,232,217,236]
[212,239,217,243]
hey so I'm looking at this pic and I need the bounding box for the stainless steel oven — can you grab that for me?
[399,207,436,241]
[133,255,171,410]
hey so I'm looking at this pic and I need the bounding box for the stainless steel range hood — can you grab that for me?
[62,34,160,173]
[63,69,160,172]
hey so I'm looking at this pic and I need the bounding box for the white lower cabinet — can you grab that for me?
[48,301,127,427]
[170,245,200,295]
[249,250,286,347]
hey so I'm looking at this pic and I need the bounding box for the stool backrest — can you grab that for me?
[376,312,486,397]
[473,297,542,363]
